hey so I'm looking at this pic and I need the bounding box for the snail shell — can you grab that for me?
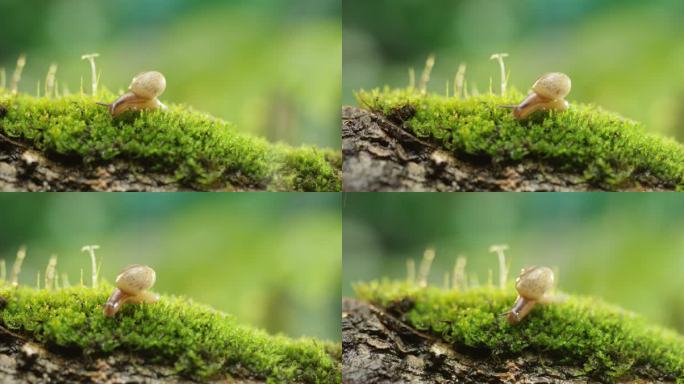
[129,71,166,99]
[531,72,571,100]
[98,71,167,117]
[116,264,156,294]
[104,264,158,317]
[108,93,165,117]
[509,72,571,120]
[515,266,554,300]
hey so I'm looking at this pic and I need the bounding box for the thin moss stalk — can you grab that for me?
[80,53,100,95]
[10,54,26,94]
[489,53,509,95]
[9,246,26,287]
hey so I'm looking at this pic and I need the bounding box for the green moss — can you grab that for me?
[357,87,684,189]
[355,280,684,381]
[0,285,341,383]
[0,90,341,191]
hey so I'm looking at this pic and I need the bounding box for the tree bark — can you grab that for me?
[341,298,671,384]
[0,326,262,383]
[342,106,668,192]
[0,133,259,192]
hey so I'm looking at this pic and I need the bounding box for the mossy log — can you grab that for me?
[342,106,602,192]
[0,91,341,192]
[343,298,590,383]
[344,281,684,383]
[342,298,681,383]
[343,88,684,191]
[0,286,341,384]
[0,136,187,191]
[0,329,249,383]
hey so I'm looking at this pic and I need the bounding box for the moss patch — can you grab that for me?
[355,280,684,381]
[0,90,340,191]
[357,88,684,189]
[0,285,341,383]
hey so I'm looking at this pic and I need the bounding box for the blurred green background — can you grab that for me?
[343,0,684,140]
[343,193,684,333]
[0,193,341,341]
[0,0,340,148]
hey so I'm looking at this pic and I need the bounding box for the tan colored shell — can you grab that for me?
[115,264,156,295]
[129,71,166,99]
[98,71,167,117]
[532,72,571,100]
[515,266,554,300]
[109,93,164,116]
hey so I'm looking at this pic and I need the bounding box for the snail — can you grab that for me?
[504,266,554,324]
[502,72,571,120]
[103,264,159,317]
[97,71,168,117]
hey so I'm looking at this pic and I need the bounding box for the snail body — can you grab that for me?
[508,72,571,120]
[104,264,159,317]
[505,266,554,324]
[99,71,167,117]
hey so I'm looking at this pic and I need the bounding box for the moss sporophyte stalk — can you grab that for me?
[0,247,341,383]
[353,246,684,381]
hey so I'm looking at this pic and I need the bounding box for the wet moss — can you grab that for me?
[0,285,341,383]
[355,280,684,381]
[0,90,340,191]
[357,88,684,189]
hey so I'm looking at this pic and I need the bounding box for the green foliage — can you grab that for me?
[357,88,684,189]
[0,90,340,191]
[355,280,684,381]
[0,285,341,383]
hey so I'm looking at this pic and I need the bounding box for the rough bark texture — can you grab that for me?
[342,106,669,192]
[341,298,672,384]
[0,327,261,384]
[0,133,254,192]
